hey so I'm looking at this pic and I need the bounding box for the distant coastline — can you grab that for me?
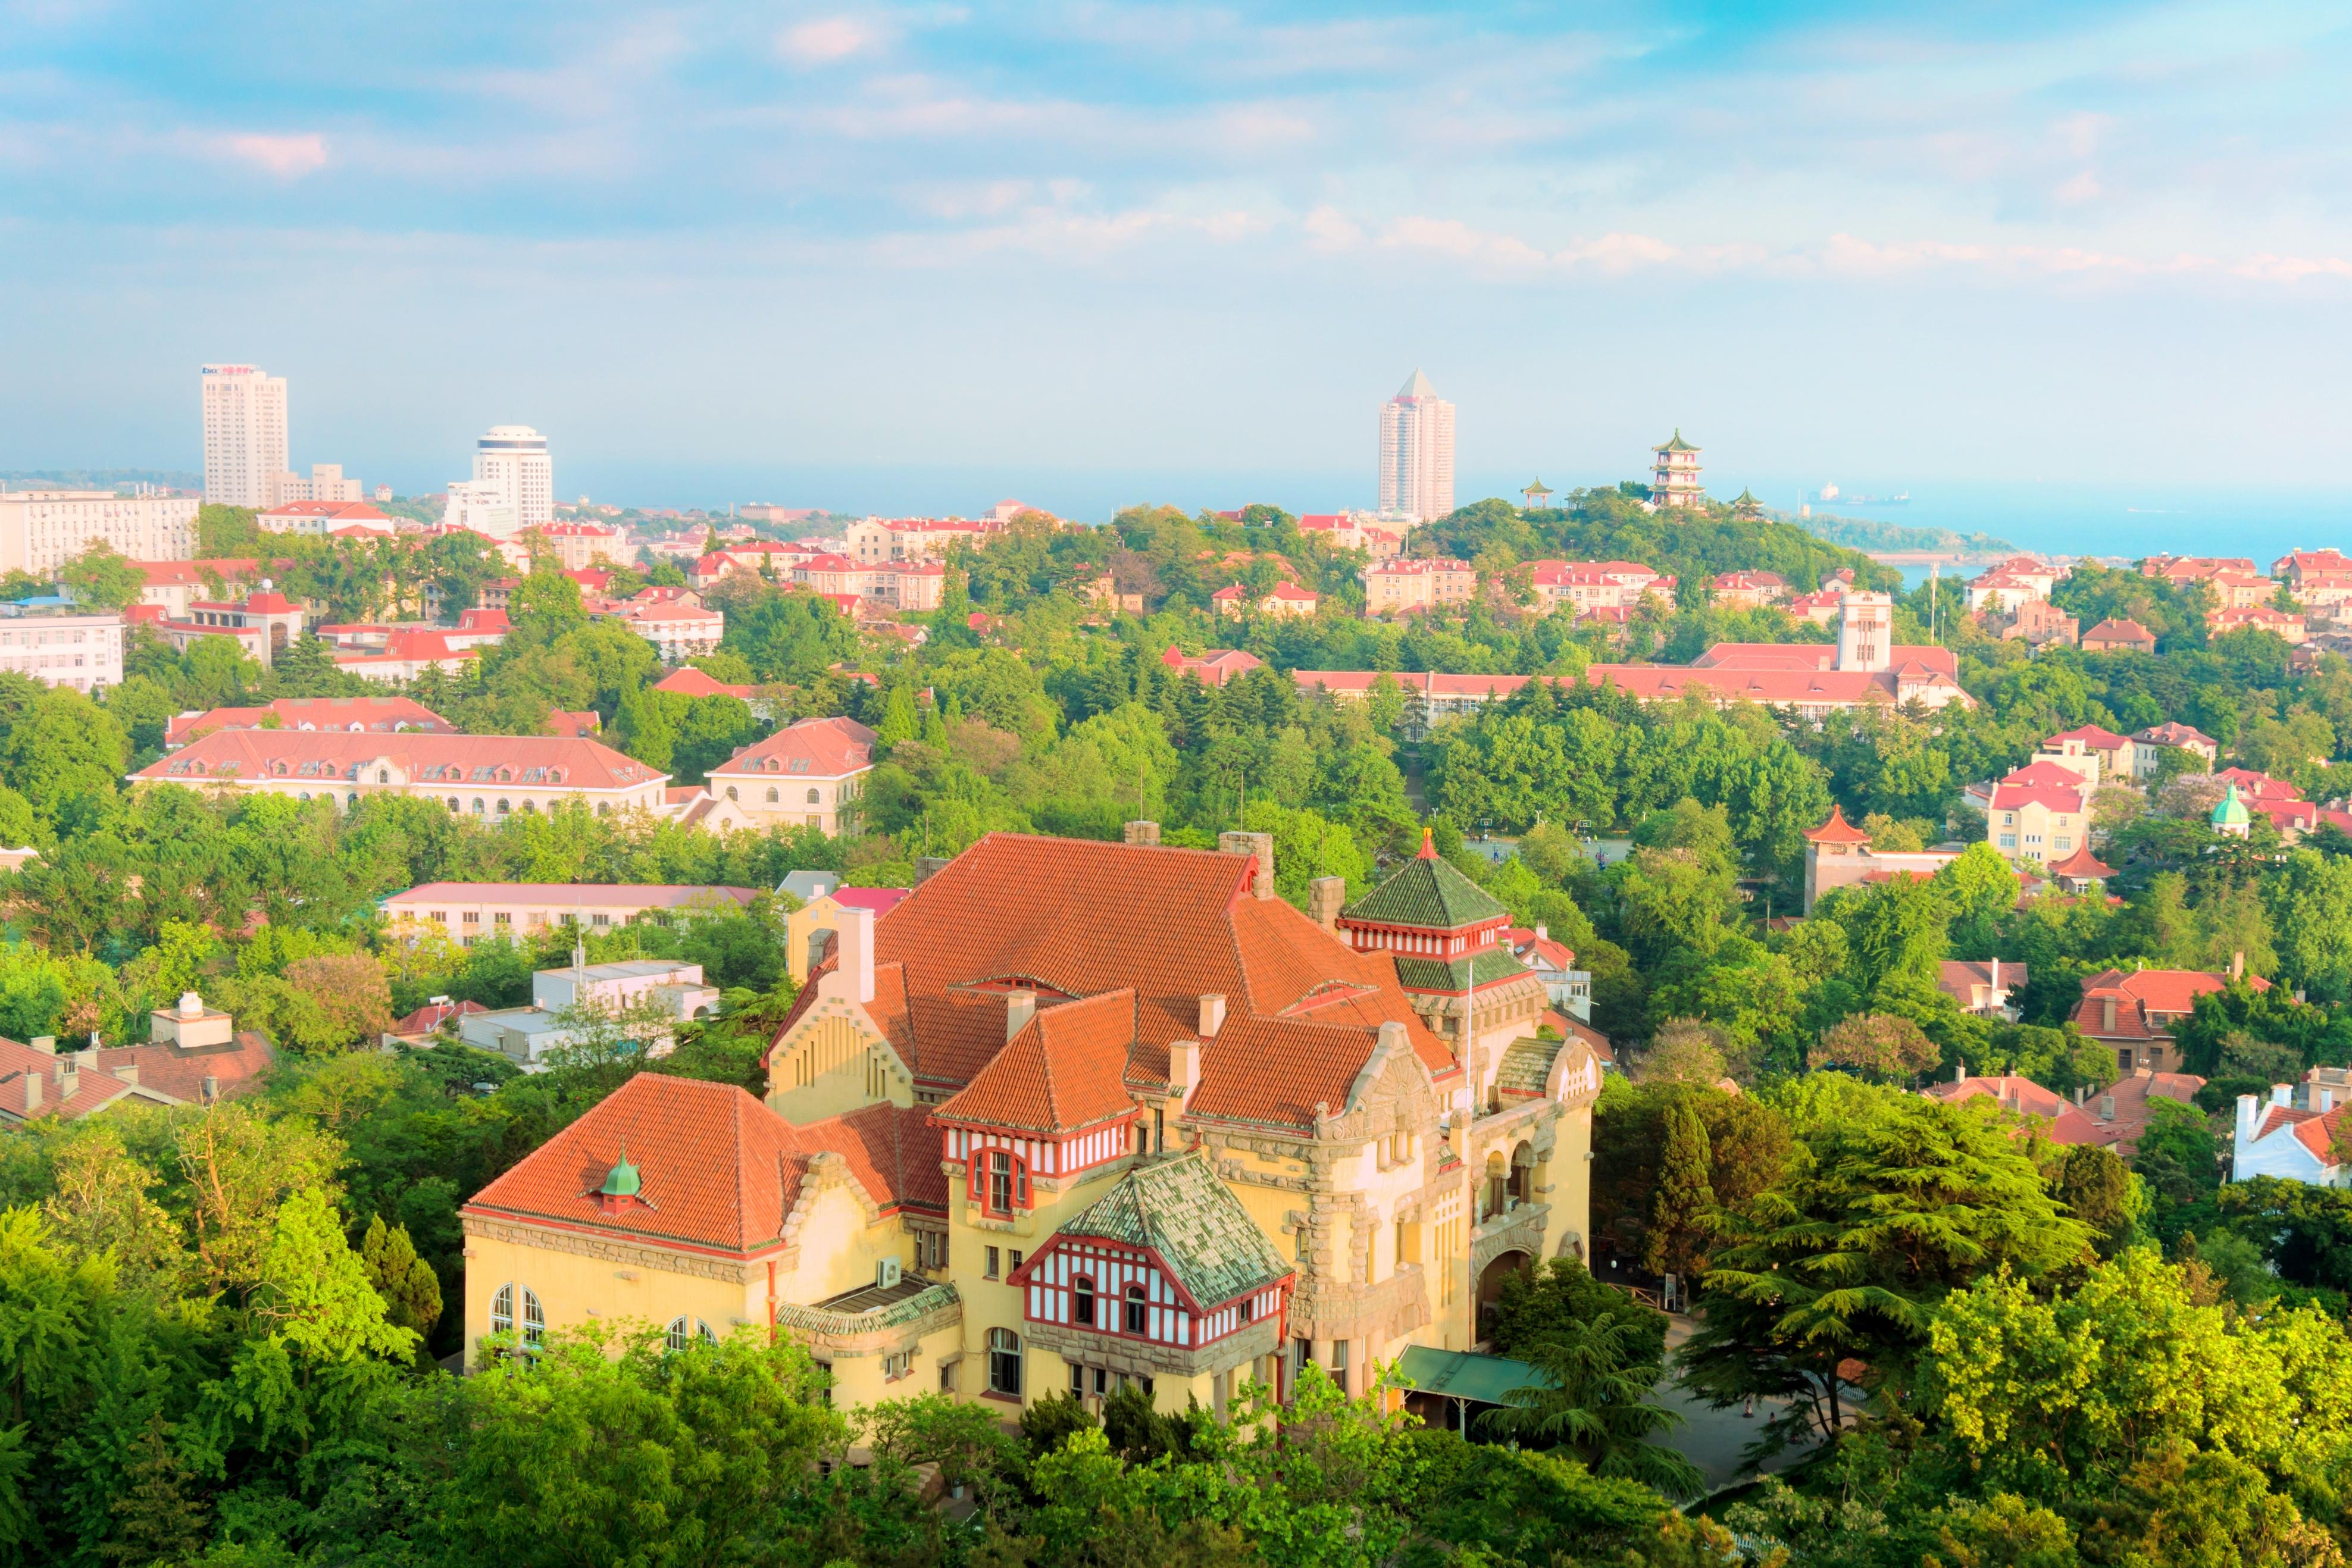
[1794,511,2017,556]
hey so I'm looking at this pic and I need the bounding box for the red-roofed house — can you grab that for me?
[786,886,912,982]
[1800,804,1965,913]
[1161,644,1263,688]
[133,558,269,620]
[701,716,876,836]
[133,731,670,815]
[1212,582,1320,619]
[2081,618,2156,654]
[2209,605,2307,644]
[0,989,273,1126]
[1528,560,1676,618]
[333,628,478,683]
[2273,548,2352,621]
[1708,570,1785,609]
[2131,722,2219,777]
[2035,725,2134,787]
[1924,1073,2101,1144]
[2076,964,2269,1073]
[143,589,307,669]
[258,500,393,537]
[166,696,454,749]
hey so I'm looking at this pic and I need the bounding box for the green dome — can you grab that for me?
[2212,784,2250,827]
[600,1149,641,1198]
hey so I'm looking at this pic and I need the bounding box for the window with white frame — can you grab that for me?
[988,1328,1022,1395]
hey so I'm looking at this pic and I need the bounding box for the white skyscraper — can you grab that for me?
[201,365,289,508]
[1378,370,1455,522]
[474,425,553,530]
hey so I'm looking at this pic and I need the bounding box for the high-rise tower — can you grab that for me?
[1379,370,1455,522]
[201,364,290,508]
[474,425,552,530]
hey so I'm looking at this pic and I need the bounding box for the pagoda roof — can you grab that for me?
[2046,843,2115,879]
[1523,478,1552,493]
[1731,487,1761,508]
[1340,833,1510,930]
[1655,429,1699,453]
[1803,804,1873,845]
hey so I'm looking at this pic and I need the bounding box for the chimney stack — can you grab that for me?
[1308,875,1346,931]
[1004,989,1037,1041]
[2231,950,2245,979]
[1198,994,1227,1037]
[1168,1039,1199,1106]
[21,1072,38,1111]
[201,1074,219,1104]
[830,905,877,1004]
[1218,830,1275,899]
[2102,998,2117,1032]
[1954,1061,1966,1084]
[914,855,950,885]
[30,1036,52,1055]
[111,1064,137,1087]
[2236,1092,2259,1150]
[57,1065,77,1102]
[1122,820,1161,846]
[2272,1083,2292,1108]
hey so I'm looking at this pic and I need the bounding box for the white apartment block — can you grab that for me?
[474,426,553,531]
[201,364,290,508]
[1378,370,1455,522]
[267,464,364,506]
[0,607,124,694]
[443,480,518,539]
[0,491,198,575]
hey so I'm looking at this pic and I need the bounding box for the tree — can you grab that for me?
[1,690,128,827]
[1681,1092,2093,1454]
[1643,1096,1714,1279]
[1477,1312,1704,1498]
[59,543,146,615]
[1809,1012,1938,1082]
[358,1213,443,1339]
[97,1413,209,1568]
[249,1187,420,1363]
[1632,1019,1729,1086]
[2048,1143,2143,1259]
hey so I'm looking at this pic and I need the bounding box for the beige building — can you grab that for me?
[0,491,199,575]
[382,881,756,946]
[132,731,670,817]
[266,464,364,506]
[1379,370,1455,522]
[1362,556,1477,617]
[459,830,1600,1419]
[201,364,288,508]
[701,716,876,835]
[539,522,630,572]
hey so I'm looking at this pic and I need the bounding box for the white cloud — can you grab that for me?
[779,15,887,65]
[212,132,328,178]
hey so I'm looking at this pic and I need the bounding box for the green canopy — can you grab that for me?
[1390,1345,1548,1406]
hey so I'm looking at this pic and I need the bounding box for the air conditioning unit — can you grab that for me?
[875,1258,902,1290]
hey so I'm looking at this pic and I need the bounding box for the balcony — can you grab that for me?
[771,1279,961,1356]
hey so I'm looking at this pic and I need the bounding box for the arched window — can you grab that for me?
[665,1316,716,1352]
[491,1282,513,1335]
[987,1328,1021,1395]
[806,787,821,805]
[725,786,738,802]
[1124,1284,1148,1335]
[346,793,358,808]
[1072,1276,1096,1327]
[448,797,461,812]
[491,1283,545,1348]
[471,798,486,814]
[297,792,310,802]
[496,799,510,814]
[377,769,390,783]
[765,787,778,803]
[596,803,610,816]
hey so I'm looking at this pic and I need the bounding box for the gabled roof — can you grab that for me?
[1339,834,1509,930]
[136,730,665,791]
[2075,966,2269,1038]
[2046,724,2131,749]
[708,716,875,780]
[2046,843,2114,878]
[934,989,1138,1135]
[1044,1148,1290,1309]
[2082,617,2155,646]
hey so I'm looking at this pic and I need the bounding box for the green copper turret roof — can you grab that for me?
[1656,429,1698,453]
[1340,830,1511,931]
[1053,1148,1290,1308]
[2212,783,2251,827]
[599,1148,641,1197]
[1395,947,1531,994]
[1732,487,1761,508]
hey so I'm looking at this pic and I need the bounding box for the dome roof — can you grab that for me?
[2212,783,2251,826]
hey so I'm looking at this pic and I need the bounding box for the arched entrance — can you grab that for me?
[1477,1248,1534,1337]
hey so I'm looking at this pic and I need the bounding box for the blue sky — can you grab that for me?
[5,0,2352,519]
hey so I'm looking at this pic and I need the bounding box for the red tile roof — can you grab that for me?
[708,716,875,781]
[653,666,758,701]
[2046,843,2114,878]
[385,882,755,912]
[165,697,454,747]
[1804,804,1872,844]
[2082,617,2156,648]
[775,834,1456,1126]
[2074,967,2269,1039]
[389,999,487,1036]
[934,988,1140,1135]
[137,730,666,792]
[2046,724,2131,749]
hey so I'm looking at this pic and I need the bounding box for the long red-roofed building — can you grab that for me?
[132,730,670,815]
[166,696,455,749]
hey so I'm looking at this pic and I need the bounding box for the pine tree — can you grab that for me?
[921,705,949,748]
[99,1414,209,1567]
[359,1213,444,1337]
[1643,1096,1714,1279]
[876,684,919,747]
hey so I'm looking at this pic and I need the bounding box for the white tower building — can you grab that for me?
[201,365,290,508]
[1379,370,1455,523]
[1837,590,1893,672]
[474,425,552,531]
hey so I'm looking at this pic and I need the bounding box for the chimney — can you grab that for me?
[2101,999,2116,1032]
[835,905,877,1004]
[1954,1061,1966,1084]
[1218,830,1275,899]
[1004,989,1037,1041]
[914,855,950,885]
[30,1036,52,1055]
[2231,950,2245,979]
[2237,1093,2259,1150]
[1198,994,1227,1037]
[2074,1085,2085,1106]
[111,1064,137,1087]
[1534,924,1547,941]
[2272,1083,2292,1107]
[21,1072,38,1111]
[57,1065,77,1102]
[1168,1038,1199,1107]
[2098,1094,2114,1120]
[72,1049,97,1071]
[201,1074,219,1104]
[1122,820,1161,846]
[1308,875,1346,931]
[1989,957,2000,993]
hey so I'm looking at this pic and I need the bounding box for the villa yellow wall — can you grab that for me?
[769,1013,912,1123]
[462,1226,763,1365]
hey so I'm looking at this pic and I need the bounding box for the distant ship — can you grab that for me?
[1806,489,1910,506]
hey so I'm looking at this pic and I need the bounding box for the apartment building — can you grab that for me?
[1529,560,1675,618]
[1380,371,1456,522]
[700,716,877,835]
[1362,557,1477,617]
[0,491,199,575]
[381,882,757,946]
[167,696,455,748]
[258,500,395,536]
[0,604,124,693]
[791,555,946,612]
[201,364,288,508]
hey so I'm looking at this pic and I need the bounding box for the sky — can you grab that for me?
[5,0,2352,523]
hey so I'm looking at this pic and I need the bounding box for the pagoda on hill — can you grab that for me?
[1337,831,1550,1099]
[1651,431,1704,510]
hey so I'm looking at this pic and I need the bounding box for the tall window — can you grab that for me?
[1329,1338,1350,1396]
[988,1328,1021,1395]
[1072,1276,1096,1326]
[1124,1284,1148,1335]
[665,1316,715,1353]
[491,1283,544,1348]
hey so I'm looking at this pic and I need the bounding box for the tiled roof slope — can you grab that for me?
[789,833,1453,1126]
[1340,849,1509,930]
[935,989,1139,1135]
[462,1073,942,1256]
[1395,948,1530,993]
[710,716,876,779]
[137,730,665,790]
[1051,1149,1290,1309]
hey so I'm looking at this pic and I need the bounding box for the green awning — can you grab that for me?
[1390,1346,1548,1406]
